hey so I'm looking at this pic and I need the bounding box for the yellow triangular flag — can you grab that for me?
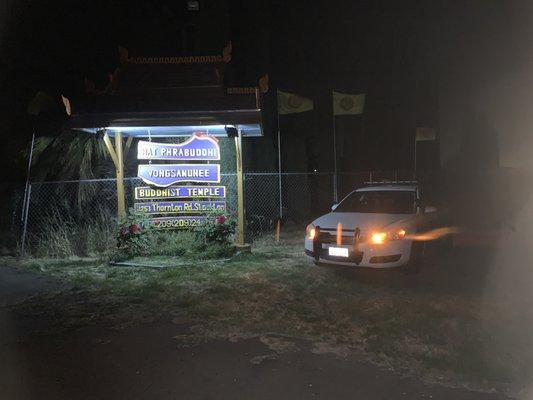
[277,90,314,115]
[333,91,365,115]
[27,91,55,115]
[61,95,72,116]
[415,127,436,141]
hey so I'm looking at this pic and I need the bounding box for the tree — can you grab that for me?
[29,130,115,211]
[31,130,112,182]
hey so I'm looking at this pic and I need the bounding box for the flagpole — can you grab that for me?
[276,89,313,215]
[277,107,283,220]
[360,110,366,141]
[360,110,366,172]
[414,138,417,179]
[332,114,338,203]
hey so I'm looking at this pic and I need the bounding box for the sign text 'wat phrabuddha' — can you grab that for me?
[135,133,225,229]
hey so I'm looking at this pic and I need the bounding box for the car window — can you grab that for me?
[334,190,416,214]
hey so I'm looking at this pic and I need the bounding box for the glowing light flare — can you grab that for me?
[406,227,460,241]
[307,224,316,240]
[336,222,343,245]
[371,232,387,245]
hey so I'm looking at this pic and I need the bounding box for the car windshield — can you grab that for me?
[334,190,416,214]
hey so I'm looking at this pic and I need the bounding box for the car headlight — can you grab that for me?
[370,232,387,244]
[306,223,316,240]
[391,229,406,240]
[370,228,406,244]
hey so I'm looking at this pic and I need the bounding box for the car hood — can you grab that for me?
[312,212,415,233]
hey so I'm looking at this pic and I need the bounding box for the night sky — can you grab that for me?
[1,0,532,184]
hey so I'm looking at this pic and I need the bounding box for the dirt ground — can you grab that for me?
[0,257,516,400]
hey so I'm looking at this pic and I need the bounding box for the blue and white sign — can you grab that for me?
[138,164,220,187]
[137,134,220,161]
[135,201,226,214]
[150,216,207,229]
[134,186,226,200]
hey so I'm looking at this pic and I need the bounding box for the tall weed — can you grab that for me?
[29,210,116,258]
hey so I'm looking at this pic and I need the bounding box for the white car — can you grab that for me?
[304,183,441,272]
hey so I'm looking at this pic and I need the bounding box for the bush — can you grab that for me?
[147,231,198,257]
[184,213,236,260]
[195,241,235,259]
[194,213,236,245]
[115,208,152,260]
[142,230,235,260]
[27,209,237,261]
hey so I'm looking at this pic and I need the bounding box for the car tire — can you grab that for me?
[404,241,425,274]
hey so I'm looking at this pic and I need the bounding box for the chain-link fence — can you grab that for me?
[17,168,532,255]
[20,170,435,253]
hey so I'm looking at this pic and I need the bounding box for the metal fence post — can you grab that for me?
[278,171,283,220]
[20,184,32,255]
[21,132,35,224]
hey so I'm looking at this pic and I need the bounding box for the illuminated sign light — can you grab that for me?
[187,0,199,11]
[134,186,226,200]
[150,216,206,229]
[135,201,226,214]
[138,164,220,187]
[128,55,222,64]
[137,134,220,161]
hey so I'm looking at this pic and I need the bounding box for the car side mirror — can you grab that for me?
[331,203,339,211]
[424,205,437,214]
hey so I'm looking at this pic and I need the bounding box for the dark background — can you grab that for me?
[1,0,531,183]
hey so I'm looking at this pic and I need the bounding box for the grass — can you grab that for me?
[2,228,532,394]
[26,216,117,259]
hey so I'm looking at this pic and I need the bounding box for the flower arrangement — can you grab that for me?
[116,208,152,259]
[194,212,236,245]
[111,208,236,261]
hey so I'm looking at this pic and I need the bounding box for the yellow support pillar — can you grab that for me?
[103,131,126,220]
[234,130,251,251]
[115,131,126,218]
